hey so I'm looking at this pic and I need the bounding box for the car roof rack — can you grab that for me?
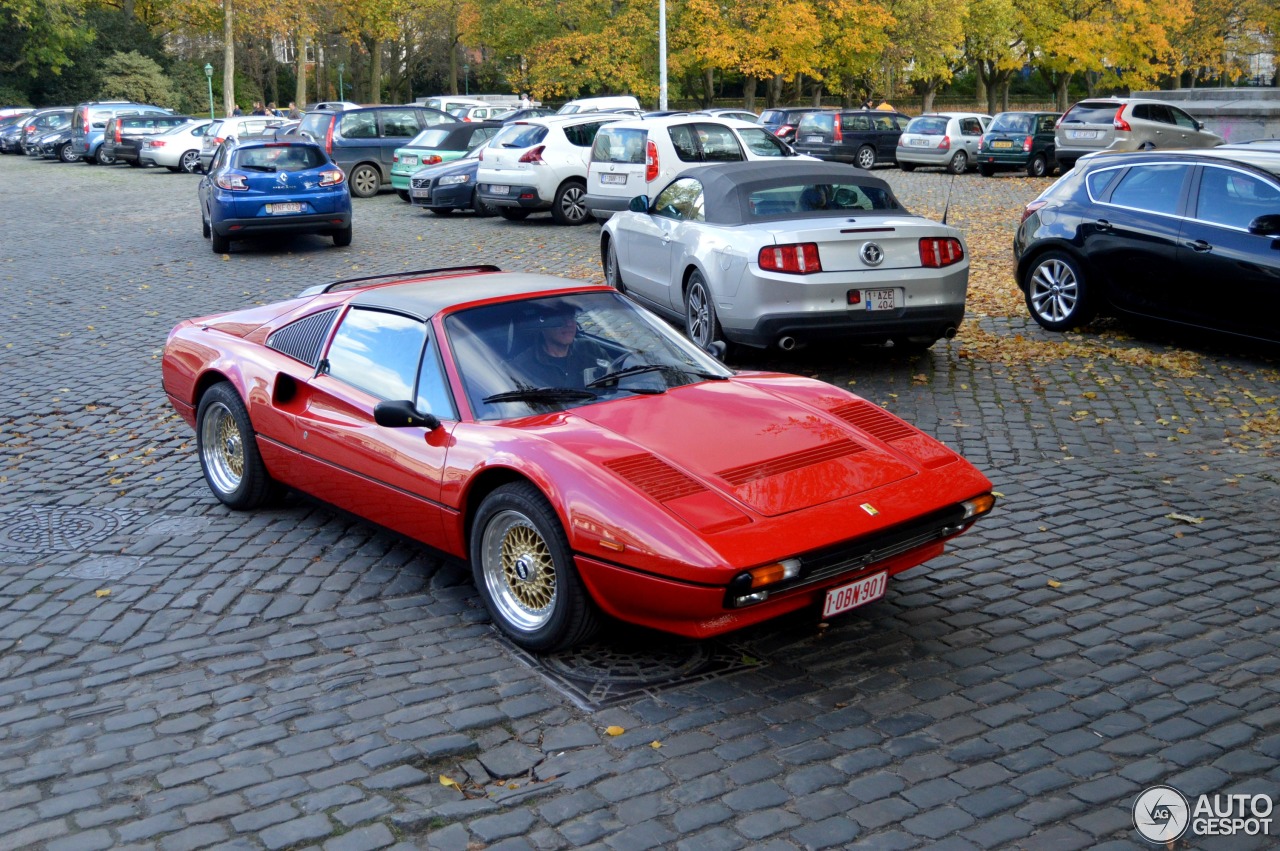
[299,265,503,297]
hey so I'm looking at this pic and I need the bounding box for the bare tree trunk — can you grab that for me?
[295,31,307,109]
[370,39,382,103]
[975,66,985,108]
[768,74,782,107]
[1056,72,1070,112]
[811,81,822,107]
[223,0,234,116]
[922,80,937,113]
[702,68,713,107]
[744,77,757,111]
[1001,78,1009,112]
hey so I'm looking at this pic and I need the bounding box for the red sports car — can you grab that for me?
[163,266,995,651]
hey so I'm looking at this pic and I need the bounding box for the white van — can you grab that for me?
[557,95,641,115]
[417,95,489,114]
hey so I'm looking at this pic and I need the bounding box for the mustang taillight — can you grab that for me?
[919,237,964,268]
[215,173,248,191]
[319,168,345,186]
[1113,106,1131,132]
[518,145,546,164]
[759,243,822,274]
[1023,135,1033,152]
[645,139,658,182]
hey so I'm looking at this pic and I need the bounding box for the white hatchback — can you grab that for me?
[584,115,810,221]
[895,112,992,174]
[476,114,623,225]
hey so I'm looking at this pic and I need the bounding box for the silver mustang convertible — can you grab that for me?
[600,161,969,352]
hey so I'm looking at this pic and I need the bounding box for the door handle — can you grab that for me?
[1093,219,1112,232]
[1186,239,1212,253]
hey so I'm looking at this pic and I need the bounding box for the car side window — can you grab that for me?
[1195,166,1280,230]
[340,112,378,139]
[668,124,700,162]
[695,123,744,161]
[653,177,705,221]
[960,118,982,136]
[1106,163,1191,216]
[326,308,428,401]
[1037,115,1057,133]
[737,128,788,157]
[843,115,871,132]
[416,332,457,420]
[380,110,422,137]
[1170,107,1198,129]
[563,121,609,147]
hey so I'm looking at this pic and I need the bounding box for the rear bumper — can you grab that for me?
[979,151,1033,167]
[731,305,965,347]
[584,192,629,219]
[478,183,548,210]
[212,211,351,238]
[895,147,954,166]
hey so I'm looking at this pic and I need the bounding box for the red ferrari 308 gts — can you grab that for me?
[163,266,995,651]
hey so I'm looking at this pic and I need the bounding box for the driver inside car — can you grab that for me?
[519,302,611,389]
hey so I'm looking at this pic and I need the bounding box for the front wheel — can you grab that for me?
[348,164,381,198]
[947,150,968,174]
[551,180,589,225]
[498,207,531,221]
[396,189,410,202]
[472,191,494,217]
[471,482,598,652]
[855,145,876,170]
[59,143,79,163]
[196,383,276,509]
[1024,251,1094,331]
[430,208,455,217]
[1027,154,1048,178]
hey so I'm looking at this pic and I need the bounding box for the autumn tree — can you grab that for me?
[810,0,894,106]
[883,0,966,111]
[965,0,1023,114]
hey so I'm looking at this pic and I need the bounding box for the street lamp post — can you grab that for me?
[659,0,668,110]
[338,62,345,101]
[204,64,215,119]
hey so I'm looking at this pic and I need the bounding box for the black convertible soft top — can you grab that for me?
[674,160,903,225]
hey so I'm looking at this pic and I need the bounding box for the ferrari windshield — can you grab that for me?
[445,291,732,421]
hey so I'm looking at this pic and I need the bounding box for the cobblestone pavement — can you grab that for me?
[1,152,1278,851]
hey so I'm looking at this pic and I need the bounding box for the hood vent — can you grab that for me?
[830,401,914,443]
[717,439,865,487]
[604,454,707,503]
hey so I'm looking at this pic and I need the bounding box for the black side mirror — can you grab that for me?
[374,399,441,430]
[1247,215,1280,237]
[629,195,650,213]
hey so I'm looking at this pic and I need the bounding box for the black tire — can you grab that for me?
[396,189,411,202]
[1027,154,1048,178]
[128,159,142,168]
[58,143,78,163]
[855,145,876,170]
[947,150,967,174]
[498,207,531,221]
[470,482,599,652]
[332,224,352,247]
[1024,250,1094,331]
[685,270,725,352]
[603,239,625,293]
[471,192,493,217]
[430,208,455,216]
[98,150,116,166]
[166,166,181,173]
[196,383,276,510]
[978,163,994,177]
[180,149,200,174]
[201,213,210,238]
[551,180,589,225]
[211,231,230,253]
[898,161,916,172]
[348,163,381,198]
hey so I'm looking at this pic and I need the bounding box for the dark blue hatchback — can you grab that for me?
[198,139,353,253]
[407,144,492,216]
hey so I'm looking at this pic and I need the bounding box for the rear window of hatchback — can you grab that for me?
[797,113,835,134]
[592,127,647,163]
[906,116,948,135]
[493,123,549,148]
[1062,102,1123,125]
[235,145,327,171]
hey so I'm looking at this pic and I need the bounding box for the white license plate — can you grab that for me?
[863,288,900,310]
[488,184,510,195]
[411,189,430,199]
[804,135,823,144]
[600,173,627,185]
[266,202,302,214]
[1069,130,1099,140]
[823,571,887,617]
[401,156,417,166]
[992,140,1013,149]
[910,138,931,146]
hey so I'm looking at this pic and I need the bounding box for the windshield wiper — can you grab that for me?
[482,387,597,404]
[585,363,727,389]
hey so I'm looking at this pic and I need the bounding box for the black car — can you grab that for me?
[33,126,78,161]
[408,145,492,216]
[100,113,192,166]
[759,106,835,144]
[1014,148,1280,344]
[790,109,911,169]
[978,111,1061,177]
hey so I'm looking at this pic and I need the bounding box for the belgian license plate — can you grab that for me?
[401,156,417,166]
[804,135,822,143]
[600,173,626,185]
[863,288,899,310]
[411,189,430,199]
[910,138,930,146]
[266,202,302,214]
[1070,130,1098,140]
[823,572,887,618]
[992,140,1012,149]
[488,184,510,195]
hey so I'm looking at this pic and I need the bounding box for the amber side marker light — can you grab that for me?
[961,493,997,521]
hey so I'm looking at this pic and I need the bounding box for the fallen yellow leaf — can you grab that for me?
[95,589,111,597]
[650,741,662,749]
[439,775,460,789]
[605,726,625,736]
[1047,579,1061,589]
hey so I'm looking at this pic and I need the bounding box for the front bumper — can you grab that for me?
[409,182,473,209]
[212,211,351,238]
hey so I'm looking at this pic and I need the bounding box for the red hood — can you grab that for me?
[572,381,918,517]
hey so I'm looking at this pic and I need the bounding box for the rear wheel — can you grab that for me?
[947,150,968,174]
[685,271,724,352]
[551,180,589,225]
[471,482,599,652]
[430,208,454,216]
[1027,153,1048,178]
[180,149,200,174]
[1025,251,1094,331]
[978,163,994,177]
[855,145,876,170]
[98,150,116,165]
[348,164,381,198]
[498,207,531,221]
[333,224,352,246]
[196,383,277,510]
[211,231,230,253]
[603,240,625,293]
[898,161,915,172]
[201,212,210,238]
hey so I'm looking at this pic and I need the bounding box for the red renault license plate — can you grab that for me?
[822,571,887,617]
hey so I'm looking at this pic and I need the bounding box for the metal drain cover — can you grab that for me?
[0,507,134,554]
[509,631,765,710]
[57,556,149,580]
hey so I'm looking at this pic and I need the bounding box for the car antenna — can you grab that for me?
[940,172,957,226]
